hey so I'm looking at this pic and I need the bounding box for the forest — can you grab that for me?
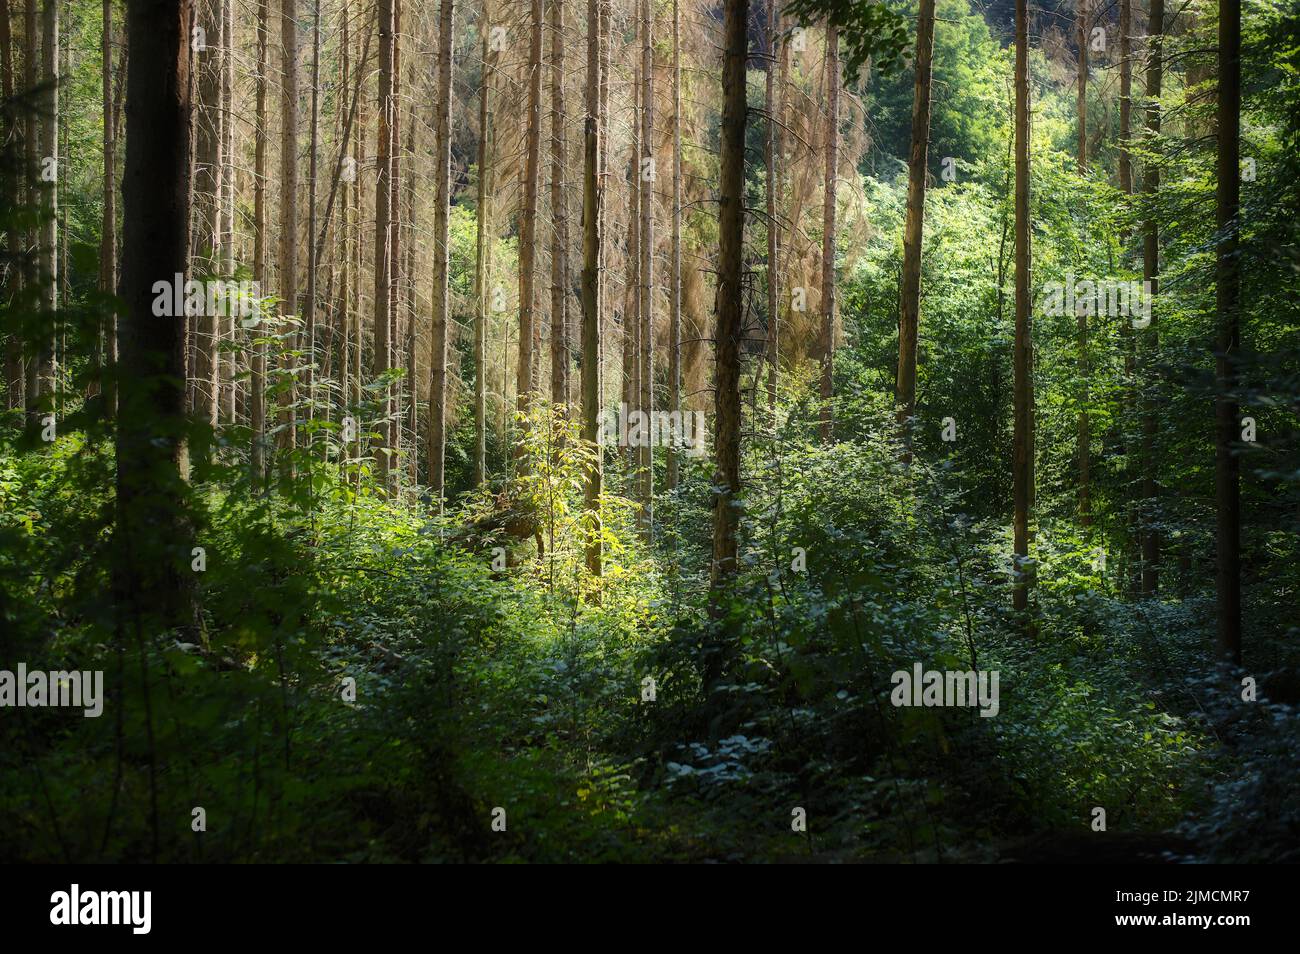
[0,0,1297,866]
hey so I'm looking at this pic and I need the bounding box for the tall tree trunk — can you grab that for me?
[762,0,779,429]
[473,2,493,488]
[1140,0,1163,596]
[0,0,18,410]
[30,0,57,424]
[580,0,603,579]
[373,0,394,483]
[818,25,837,443]
[1214,0,1242,664]
[516,0,542,427]
[192,0,220,434]
[637,0,654,534]
[99,0,117,414]
[428,0,455,498]
[549,0,569,413]
[304,0,321,442]
[896,0,935,460]
[711,0,746,592]
[251,0,269,479]
[20,0,36,414]
[220,0,235,420]
[1076,0,1090,525]
[666,0,682,488]
[1119,0,1131,199]
[278,0,299,460]
[623,92,639,473]
[116,0,196,635]
[1012,0,1033,613]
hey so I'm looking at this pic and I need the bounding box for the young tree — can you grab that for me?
[428,0,455,498]
[895,0,935,460]
[1214,0,1242,664]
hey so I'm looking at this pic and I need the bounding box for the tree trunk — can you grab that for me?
[1012,0,1033,613]
[1140,0,1163,596]
[192,0,220,433]
[30,0,57,425]
[304,0,321,442]
[762,0,780,429]
[115,0,196,635]
[99,0,117,414]
[1076,0,1090,525]
[251,0,269,479]
[278,0,299,460]
[549,0,569,413]
[220,0,235,420]
[896,0,935,460]
[473,3,493,488]
[667,0,682,488]
[711,0,746,591]
[373,0,394,483]
[818,25,837,443]
[1214,0,1242,664]
[638,0,654,534]
[0,0,18,411]
[516,0,542,425]
[428,0,455,499]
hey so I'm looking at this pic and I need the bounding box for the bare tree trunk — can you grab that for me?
[278,0,299,461]
[221,0,235,420]
[116,0,196,634]
[818,24,837,443]
[19,0,36,414]
[711,0,746,592]
[251,0,269,479]
[428,0,455,498]
[473,2,493,488]
[896,0,934,461]
[762,0,779,430]
[1140,0,1163,596]
[0,0,18,410]
[191,0,220,436]
[637,0,654,534]
[373,0,394,483]
[516,0,542,426]
[581,91,602,577]
[666,0,682,488]
[623,95,639,473]
[1012,0,1033,613]
[30,0,57,425]
[549,0,569,414]
[1076,0,1090,525]
[99,0,117,414]
[1214,0,1242,664]
[304,0,321,442]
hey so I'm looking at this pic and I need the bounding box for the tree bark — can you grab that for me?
[373,0,395,483]
[1214,0,1242,664]
[473,2,493,488]
[278,0,299,460]
[711,0,746,592]
[667,0,682,488]
[1012,0,1033,613]
[818,24,837,443]
[251,0,269,480]
[99,0,117,414]
[115,0,196,634]
[549,0,569,413]
[428,0,455,499]
[896,0,935,460]
[638,0,654,534]
[1076,0,1090,525]
[1140,0,1163,596]
[516,0,543,425]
